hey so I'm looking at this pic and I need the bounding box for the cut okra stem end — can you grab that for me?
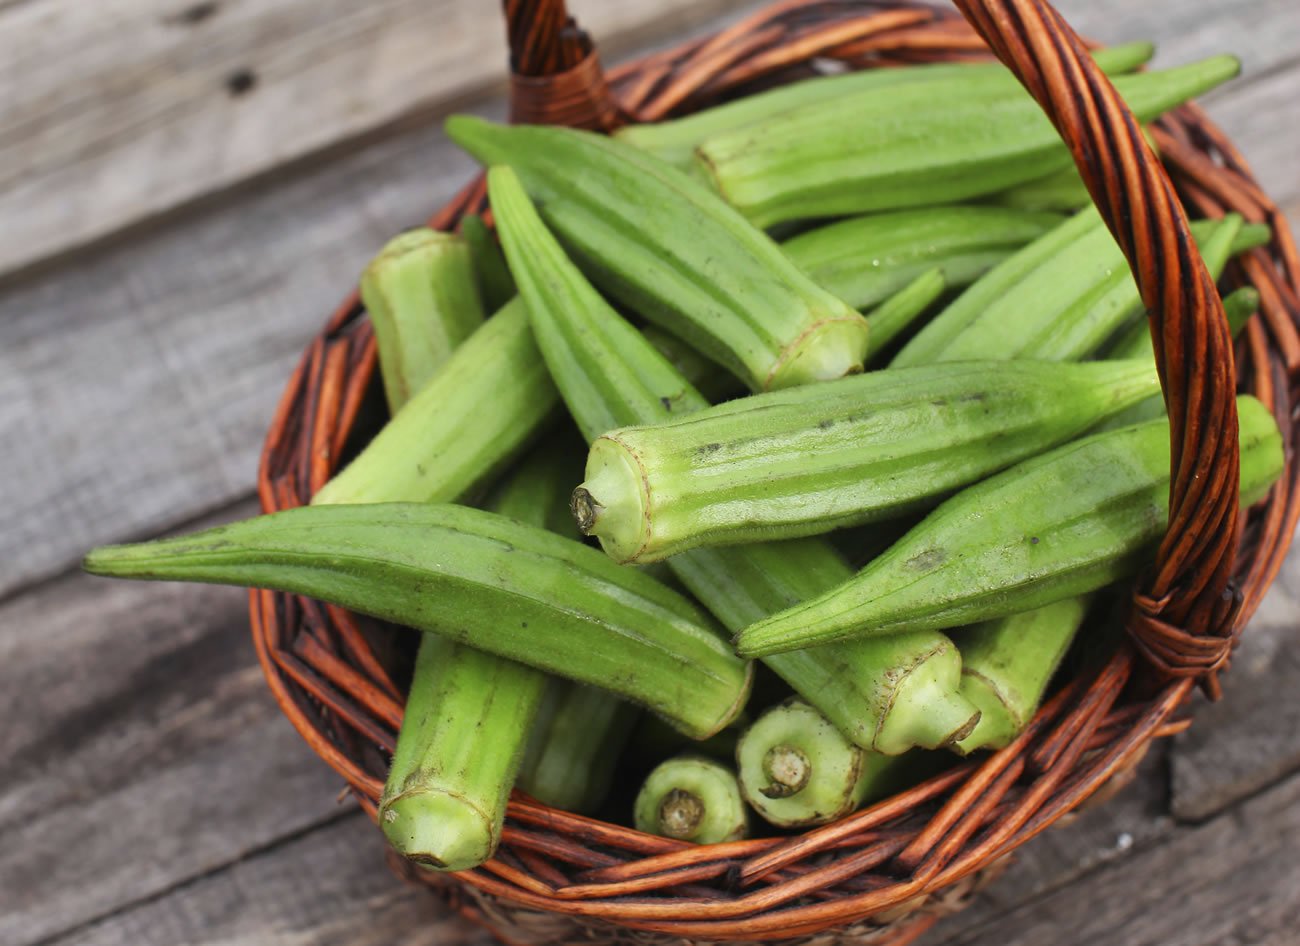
[379,789,495,873]
[952,673,1020,755]
[634,757,749,844]
[760,744,812,798]
[765,314,871,391]
[874,658,981,756]
[658,788,707,839]
[573,435,651,563]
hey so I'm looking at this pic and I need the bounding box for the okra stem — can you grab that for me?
[634,757,748,843]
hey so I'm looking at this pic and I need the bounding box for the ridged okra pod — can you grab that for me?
[893,211,1264,368]
[488,165,978,754]
[312,299,558,505]
[359,228,486,414]
[951,597,1092,754]
[517,682,639,814]
[782,207,1061,310]
[575,359,1160,563]
[862,269,946,358]
[736,395,1285,657]
[736,700,910,828]
[987,164,1092,212]
[380,635,545,870]
[448,118,870,392]
[696,55,1239,227]
[84,503,752,740]
[634,757,749,843]
[617,42,1155,172]
[459,213,516,313]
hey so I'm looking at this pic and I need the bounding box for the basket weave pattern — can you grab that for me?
[251,1,1300,942]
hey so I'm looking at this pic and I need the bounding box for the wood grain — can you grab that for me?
[927,770,1300,946]
[47,812,495,946]
[0,0,751,280]
[0,502,358,946]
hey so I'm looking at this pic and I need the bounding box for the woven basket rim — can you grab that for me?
[251,1,1300,942]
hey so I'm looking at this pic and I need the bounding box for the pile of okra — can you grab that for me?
[87,44,1286,870]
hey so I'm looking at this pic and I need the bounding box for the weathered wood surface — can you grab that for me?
[0,0,748,281]
[3,0,1299,944]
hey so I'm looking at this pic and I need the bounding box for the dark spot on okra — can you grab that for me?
[818,419,835,430]
[1030,536,1040,545]
[697,442,722,457]
[416,464,428,477]
[521,621,528,628]
[661,396,673,410]
[905,547,946,571]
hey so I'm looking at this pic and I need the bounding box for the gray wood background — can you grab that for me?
[1,1,1296,944]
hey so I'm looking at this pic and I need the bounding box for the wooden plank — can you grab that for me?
[1169,542,1300,822]
[0,0,751,281]
[927,769,1300,946]
[48,813,495,946]
[0,502,361,946]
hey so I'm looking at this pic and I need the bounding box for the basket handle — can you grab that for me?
[950,0,1241,694]
[502,0,617,129]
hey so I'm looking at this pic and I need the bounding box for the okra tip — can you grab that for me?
[765,314,871,391]
[380,789,496,872]
[574,435,652,564]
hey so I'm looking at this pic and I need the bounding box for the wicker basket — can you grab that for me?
[251,1,1300,943]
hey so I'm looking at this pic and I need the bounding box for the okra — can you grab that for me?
[575,359,1160,563]
[893,212,1265,367]
[642,325,745,404]
[617,42,1155,172]
[736,395,1284,656]
[782,207,1062,310]
[951,596,1092,754]
[987,164,1091,213]
[490,166,980,754]
[863,269,946,358]
[311,299,558,506]
[380,635,545,870]
[697,55,1239,227]
[83,503,752,739]
[359,228,486,414]
[448,122,870,392]
[460,213,516,313]
[1108,284,1260,363]
[736,699,908,827]
[634,756,749,843]
[517,682,639,814]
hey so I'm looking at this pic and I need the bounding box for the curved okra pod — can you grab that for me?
[312,299,558,505]
[696,56,1239,228]
[736,700,910,827]
[574,359,1160,563]
[488,165,979,754]
[634,757,749,843]
[360,228,486,414]
[448,121,870,392]
[782,206,1061,311]
[894,211,1267,368]
[616,42,1154,172]
[84,503,752,740]
[735,395,1285,657]
[951,596,1092,754]
[460,213,516,313]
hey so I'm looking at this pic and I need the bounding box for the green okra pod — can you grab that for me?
[951,596,1092,755]
[893,211,1262,368]
[736,699,908,828]
[517,683,640,814]
[642,325,745,404]
[634,757,749,843]
[782,206,1062,311]
[696,55,1239,227]
[574,359,1160,563]
[863,268,946,358]
[617,42,1155,172]
[736,395,1285,657]
[460,213,517,313]
[380,636,545,870]
[489,165,978,754]
[312,299,558,506]
[450,125,870,392]
[360,228,486,414]
[84,503,752,740]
